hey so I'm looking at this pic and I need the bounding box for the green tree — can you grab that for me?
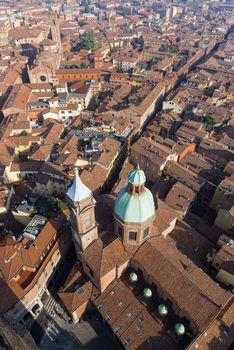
[159,44,177,53]
[56,199,68,211]
[159,44,166,52]
[139,35,145,51]
[205,116,215,132]
[122,7,131,17]
[80,31,96,51]
[78,20,87,27]
[80,61,88,68]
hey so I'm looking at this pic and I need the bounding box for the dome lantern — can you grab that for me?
[128,164,146,186]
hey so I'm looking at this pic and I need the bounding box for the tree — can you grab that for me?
[139,35,145,51]
[159,44,166,52]
[81,0,88,6]
[56,199,68,211]
[80,61,88,68]
[80,31,96,51]
[78,20,87,27]
[122,7,131,17]
[205,116,215,132]
[159,44,177,53]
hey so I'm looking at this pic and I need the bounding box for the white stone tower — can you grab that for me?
[66,167,98,255]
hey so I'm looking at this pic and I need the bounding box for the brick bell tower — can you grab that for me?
[50,16,63,59]
[66,167,98,255]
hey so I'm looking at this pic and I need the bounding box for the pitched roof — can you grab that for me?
[58,262,93,313]
[132,237,232,332]
[66,167,91,203]
[82,234,129,278]
[2,84,31,113]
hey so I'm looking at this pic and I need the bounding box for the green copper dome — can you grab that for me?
[175,323,185,335]
[143,288,152,299]
[128,166,146,185]
[114,185,155,224]
[114,167,155,225]
[158,304,168,316]
[129,272,138,283]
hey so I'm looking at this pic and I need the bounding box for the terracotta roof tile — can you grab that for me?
[82,234,128,278]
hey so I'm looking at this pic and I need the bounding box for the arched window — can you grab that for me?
[84,214,92,230]
[129,231,137,241]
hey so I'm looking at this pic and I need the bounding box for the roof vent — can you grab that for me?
[123,337,131,347]
[105,312,112,321]
[114,325,121,334]
[226,239,233,246]
[97,303,104,310]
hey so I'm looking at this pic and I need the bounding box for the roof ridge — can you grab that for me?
[146,239,221,307]
[99,238,105,277]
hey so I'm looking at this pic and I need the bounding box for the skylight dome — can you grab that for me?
[175,323,185,335]
[129,272,138,283]
[158,304,168,316]
[143,288,152,299]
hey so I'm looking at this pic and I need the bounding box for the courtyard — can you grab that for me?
[31,310,121,350]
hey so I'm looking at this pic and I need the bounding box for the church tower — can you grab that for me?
[66,167,98,255]
[50,16,63,59]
